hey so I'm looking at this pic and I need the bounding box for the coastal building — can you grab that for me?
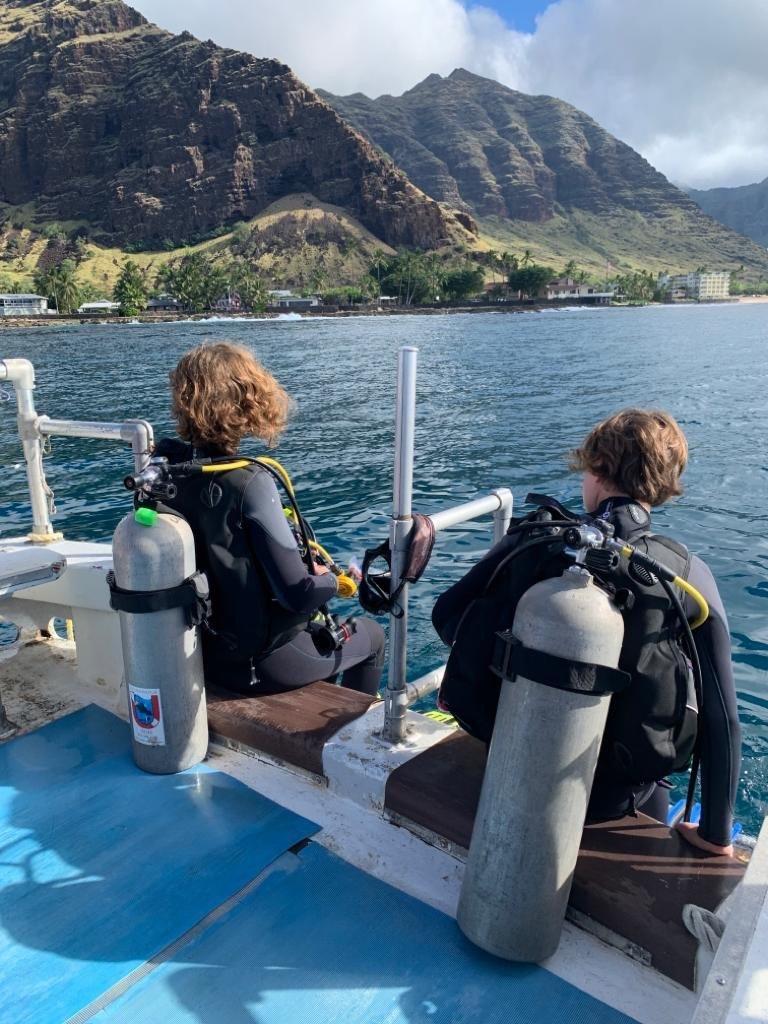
[0,294,48,317]
[147,294,182,312]
[544,278,614,304]
[659,271,731,301]
[77,300,121,314]
[213,292,243,313]
[270,293,321,310]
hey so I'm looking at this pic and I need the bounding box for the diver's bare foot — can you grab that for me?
[676,821,733,857]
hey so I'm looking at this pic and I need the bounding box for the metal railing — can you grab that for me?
[383,347,513,743]
[1,358,153,542]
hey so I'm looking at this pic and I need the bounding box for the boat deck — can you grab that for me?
[384,730,746,990]
[1,706,637,1024]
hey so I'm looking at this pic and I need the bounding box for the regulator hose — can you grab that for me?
[619,544,709,629]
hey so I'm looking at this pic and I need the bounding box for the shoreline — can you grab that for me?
[0,296,763,329]
[0,302,611,330]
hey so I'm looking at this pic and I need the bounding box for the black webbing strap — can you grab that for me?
[107,571,211,629]
[491,630,630,697]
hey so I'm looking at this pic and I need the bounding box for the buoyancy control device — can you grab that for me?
[123,452,360,663]
[438,495,708,802]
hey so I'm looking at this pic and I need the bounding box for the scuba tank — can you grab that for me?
[457,562,628,962]
[109,504,210,774]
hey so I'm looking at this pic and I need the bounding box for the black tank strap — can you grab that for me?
[491,630,630,696]
[107,571,211,629]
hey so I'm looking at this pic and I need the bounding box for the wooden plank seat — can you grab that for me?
[207,682,376,777]
[384,731,746,989]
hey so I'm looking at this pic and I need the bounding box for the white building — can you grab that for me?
[77,300,121,314]
[269,292,320,310]
[660,272,731,301]
[544,278,614,305]
[0,294,48,317]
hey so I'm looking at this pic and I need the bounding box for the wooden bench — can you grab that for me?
[207,682,376,777]
[384,731,746,989]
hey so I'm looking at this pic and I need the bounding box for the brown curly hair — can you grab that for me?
[170,343,293,453]
[569,408,688,507]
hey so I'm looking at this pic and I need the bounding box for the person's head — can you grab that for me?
[570,408,688,512]
[170,342,292,454]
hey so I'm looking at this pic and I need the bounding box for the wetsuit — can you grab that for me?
[432,497,741,847]
[156,440,385,697]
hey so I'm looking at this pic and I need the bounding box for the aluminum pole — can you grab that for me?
[384,346,418,743]
[38,417,155,473]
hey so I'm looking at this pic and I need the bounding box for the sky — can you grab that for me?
[131,0,768,191]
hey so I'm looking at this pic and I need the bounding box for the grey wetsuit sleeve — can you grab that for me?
[241,470,338,615]
[432,534,520,646]
[687,555,742,847]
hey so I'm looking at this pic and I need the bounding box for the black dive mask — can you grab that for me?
[358,514,436,617]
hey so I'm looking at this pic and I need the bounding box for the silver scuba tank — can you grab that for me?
[111,508,208,774]
[457,565,626,962]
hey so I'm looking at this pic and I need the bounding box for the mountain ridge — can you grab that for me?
[688,178,768,249]
[0,0,467,251]
[322,70,768,276]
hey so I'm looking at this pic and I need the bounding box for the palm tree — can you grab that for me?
[370,248,388,301]
[521,248,533,268]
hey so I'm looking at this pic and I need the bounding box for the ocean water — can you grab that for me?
[1,305,767,834]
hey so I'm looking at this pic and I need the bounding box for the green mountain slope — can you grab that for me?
[688,179,768,249]
[322,70,768,278]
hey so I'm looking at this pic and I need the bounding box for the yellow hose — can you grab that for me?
[309,540,358,597]
[674,576,710,629]
[620,544,709,628]
[200,460,252,473]
[256,456,295,497]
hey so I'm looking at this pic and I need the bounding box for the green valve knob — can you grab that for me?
[134,507,158,528]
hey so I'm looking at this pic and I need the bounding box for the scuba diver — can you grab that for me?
[146,342,384,697]
[433,409,741,857]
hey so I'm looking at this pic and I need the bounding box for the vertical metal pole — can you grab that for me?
[1,361,54,541]
[384,346,418,743]
[491,488,514,544]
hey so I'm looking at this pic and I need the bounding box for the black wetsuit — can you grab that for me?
[156,440,385,697]
[432,497,741,846]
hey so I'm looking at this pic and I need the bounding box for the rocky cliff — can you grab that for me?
[323,70,768,274]
[0,0,464,249]
[689,179,768,249]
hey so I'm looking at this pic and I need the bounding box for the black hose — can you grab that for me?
[656,573,704,823]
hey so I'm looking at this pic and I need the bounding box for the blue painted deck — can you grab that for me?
[0,705,638,1024]
[94,842,637,1024]
[0,706,318,1024]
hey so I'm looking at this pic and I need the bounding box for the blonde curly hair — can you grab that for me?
[569,408,688,507]
[170,343,292,453]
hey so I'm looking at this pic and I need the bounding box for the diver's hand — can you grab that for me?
[675,821,733,857]
[312,562,331,575]
[347,563,363,583]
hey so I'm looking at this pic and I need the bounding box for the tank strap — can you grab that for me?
[107,570,211,629]
[491,630,631,696]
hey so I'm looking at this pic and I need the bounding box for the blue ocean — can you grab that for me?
[1,305,766,833]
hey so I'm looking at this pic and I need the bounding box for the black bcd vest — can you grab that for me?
[153,441,308,665]
[439,500,697,787]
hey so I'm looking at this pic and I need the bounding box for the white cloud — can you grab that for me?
[130,0,768,189]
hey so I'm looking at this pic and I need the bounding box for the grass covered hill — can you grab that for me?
[323,70,768,279]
